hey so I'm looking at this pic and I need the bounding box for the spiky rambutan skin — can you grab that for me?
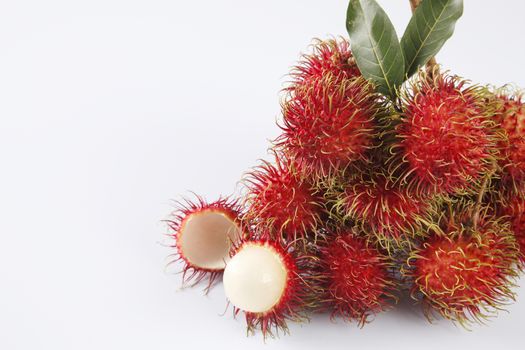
[243,155,324,242]
[499,194,525,264]
[390,72,498,196]
[334,171,436,252]
[492,92,525,195]
[227,238,316,337]
[165,196,243,291]
[316,231,397,325]
[276,73,382,180]
[404,205,519,325]
[288,38,360,89]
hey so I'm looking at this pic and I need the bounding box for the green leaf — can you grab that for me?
[401,0,463,78]
[346,0,405,98]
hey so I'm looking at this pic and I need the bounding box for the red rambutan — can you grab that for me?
[223,239,313,337]
[289,38,360,89]
[493,92,525,194]
[316,232,397,325]
[336,172,435,251]
[499,194,525,264]
[166,196,243,290]
[276,74,381,179]
[404,205,519,325]
[391,72,497,195]
[244,155,323,241]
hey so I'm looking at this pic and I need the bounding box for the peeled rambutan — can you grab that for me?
[166,196,244,290]
[223,239,313,337]
[316,231,397,325]
[276,73,381,179]
[404,204,519,325]
[244,155,323,241]
[289,38,360,89]
[493,92,525,195]
[336,172,435,251]
[391,72,497,195]
[499,194,525,264]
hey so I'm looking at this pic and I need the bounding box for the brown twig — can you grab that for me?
[409,0,421,12]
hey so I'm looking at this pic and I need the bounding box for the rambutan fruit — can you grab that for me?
[404,204,519,325]
[223,239,313,337]
[289,38,360,89]
[390,72,497,196]
[492,92,525,195]
[499,194,525,264]
[276,73,382,180]
[316,231,397,325]
[335,171,436,252]
[166,196,244,290]
[243,155,323,242]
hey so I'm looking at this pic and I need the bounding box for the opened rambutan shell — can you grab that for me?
[390,72,497,196]
[404,205,519,325]
[223,239,314,337]
[243,155,324,242]
[316,231,397,325]
[166,196,244,290]
[276,73,382,180]
[493,92,525,195]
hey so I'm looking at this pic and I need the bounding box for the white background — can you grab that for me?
[1,0,524,349]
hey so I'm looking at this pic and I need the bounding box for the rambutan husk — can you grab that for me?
[497,193,525,265]
[223,237,318,338]
[403,202,520,326]
[288,37,360,92]
[490,88,525,196]
[386,70,500,197]
[276,45,387,182]
[166,196,244,291]
[242,153,325,244]
[313,229,398,326]
[326,164,439,254]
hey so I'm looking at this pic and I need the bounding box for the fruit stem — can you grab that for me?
[409,0,437,71]
[472,162,497,229]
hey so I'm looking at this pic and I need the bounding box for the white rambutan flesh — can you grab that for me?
[223,242,288,313]
[180,210,242,270]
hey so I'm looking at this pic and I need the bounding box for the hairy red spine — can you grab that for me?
[244,155,323,241]
[405,206,519,325]
[392,72,497,195]
[317,232,397,325]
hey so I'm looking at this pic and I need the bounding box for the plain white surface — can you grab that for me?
[0,0,524,349]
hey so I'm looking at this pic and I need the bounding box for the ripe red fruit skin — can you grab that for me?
[494,94,525,195]
[229,239,313,337]
[166,196,242,291]
[339,173,434,251]
[317,232,397,325]
[277,73,380,180]
[288,38,360,89]
[392,73,497,196]
[405,207,519,324]
[500,194,525,264]
[244,155,323,241]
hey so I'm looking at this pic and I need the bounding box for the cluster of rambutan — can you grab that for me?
[167,38,525,337]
